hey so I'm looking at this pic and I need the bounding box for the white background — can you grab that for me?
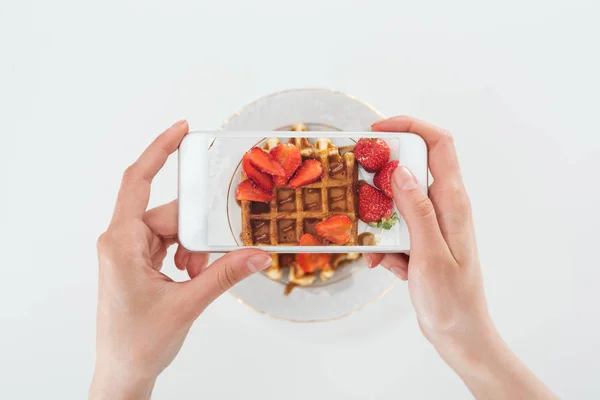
[1,0,599,399]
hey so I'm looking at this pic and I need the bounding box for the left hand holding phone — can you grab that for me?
[89,120,272,400]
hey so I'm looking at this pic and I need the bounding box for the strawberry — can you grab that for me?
[373,160,399,198]
[298,234,330,273]
[269,143,301,187]
[354,138,390,172]
[358,183,398,229]
[235,179,275,202]
[299,233,323,246]
[242,152,274,191]
[315,215,353,245]
[248,147,286,177]
[288,159,323,188]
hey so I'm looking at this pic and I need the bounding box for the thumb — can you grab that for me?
[391,166,445,250]
[180,249,272,312]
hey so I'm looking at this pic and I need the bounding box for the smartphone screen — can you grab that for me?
[179,132,427,253]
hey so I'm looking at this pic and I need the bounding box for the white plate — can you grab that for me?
[213,88,399,322]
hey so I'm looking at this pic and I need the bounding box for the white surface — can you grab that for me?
[1,0,599,399]
[179,131,427,253]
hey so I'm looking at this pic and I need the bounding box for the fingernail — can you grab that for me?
[363,254,373,268]
[370,119,386,127]
[173,119,187,127]
[247,254,272,273]
[390,265,407,280]
[392,166,419,191]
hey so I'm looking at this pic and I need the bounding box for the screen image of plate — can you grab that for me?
[210,89,400,322]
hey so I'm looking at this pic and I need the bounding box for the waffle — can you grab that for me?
[275,251,362,289]
[239,135,360,287]
[240,137,359,247]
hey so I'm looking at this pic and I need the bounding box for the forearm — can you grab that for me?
[437,328,558,400]
[89,367,156,400]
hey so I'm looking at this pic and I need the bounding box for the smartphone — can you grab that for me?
[178,131,427,253]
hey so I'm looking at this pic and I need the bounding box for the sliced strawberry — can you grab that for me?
[235,179,274,202]
[299,233,322,246]
[315,215,353,245]
[373,160,399,198]
[298,234,330,273]
[242,152,273,191]
[270,143,301,187]
[288,160,323,188]
[248,147,285,177]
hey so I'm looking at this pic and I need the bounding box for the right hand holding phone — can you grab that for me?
[367,116,491,354]
[367,116,557,400]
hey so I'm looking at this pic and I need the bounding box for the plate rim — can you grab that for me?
[218,87,399,323]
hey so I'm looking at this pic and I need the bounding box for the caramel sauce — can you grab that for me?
[255,233,269,243]
[251,220,270,244]
[281,224,294,233]
[277,220,297,242]
[303,188,322,211]
[328,155,346,180]
[280,254,296,267]
[328,187,347,211]
[358,232,377,246]
[330,162,344,174]
[276,189,296,211]
[303,219,320,236]
[250,201,270,214]
[284,282,297,296]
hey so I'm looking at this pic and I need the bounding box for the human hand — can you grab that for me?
[366,116,557,399]
[90,121,272,400]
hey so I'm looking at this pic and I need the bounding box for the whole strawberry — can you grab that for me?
[358,182,398,229]
[354,138,390,173]
[373,160,399,198]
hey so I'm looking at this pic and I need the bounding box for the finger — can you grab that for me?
[380,253,409,280]
[151,246,168,271]
[373,116,474,261]
[428,182,476,263]
[174,244,191,271]
[372,116,461,184]
[112,120,189,223]
[180,249,272,313]
[186,253,210,279]
[391,166,450,258]
[143,200,178,238]
[364,253,384,269]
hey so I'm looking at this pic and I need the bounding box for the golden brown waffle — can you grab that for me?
[280,252,362,294]
[239,135,360,288]
[240,137,358,247]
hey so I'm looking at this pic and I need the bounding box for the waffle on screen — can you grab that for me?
[237,124,362,292]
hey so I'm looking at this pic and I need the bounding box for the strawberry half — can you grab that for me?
[235,179,275,202]
[288,160,323,188]
[269,143,301,187]
[354,138,391,173]
[373,160,399,198]
[315,215,353,245]
[248,147,286,177]
[298,234,330,273]
[242,152,274,191]
[358,182,397,229]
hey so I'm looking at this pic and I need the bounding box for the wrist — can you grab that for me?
[89,365,156,400]
[429,315,506,376]
[431,321,535,398]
